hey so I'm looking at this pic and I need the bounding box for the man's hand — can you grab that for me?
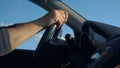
[38,10,68,28]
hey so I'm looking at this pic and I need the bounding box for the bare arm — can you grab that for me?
[8,10,68,50]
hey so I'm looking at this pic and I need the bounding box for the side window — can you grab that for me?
[0,0,47,50]
[18,30,45,50]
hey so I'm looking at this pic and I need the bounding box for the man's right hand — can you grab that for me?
[40,10,68,28]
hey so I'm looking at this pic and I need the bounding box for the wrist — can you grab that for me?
[33,17,48,28]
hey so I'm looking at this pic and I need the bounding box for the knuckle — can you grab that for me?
[53,10,58,13]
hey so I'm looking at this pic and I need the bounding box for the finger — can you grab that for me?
[56,12,64,25]
[57,20,62,29]
[57,11,68,28]
[64,11,68,23]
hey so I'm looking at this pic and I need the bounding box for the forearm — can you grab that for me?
[8,18,45,50]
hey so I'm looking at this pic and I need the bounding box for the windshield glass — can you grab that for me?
[62,0,120,27]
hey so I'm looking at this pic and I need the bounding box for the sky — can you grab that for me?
[0,0,120,50]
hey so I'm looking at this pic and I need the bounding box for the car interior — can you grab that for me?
[0,0,120,68]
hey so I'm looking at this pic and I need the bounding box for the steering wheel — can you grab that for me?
[33,23,60,61]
